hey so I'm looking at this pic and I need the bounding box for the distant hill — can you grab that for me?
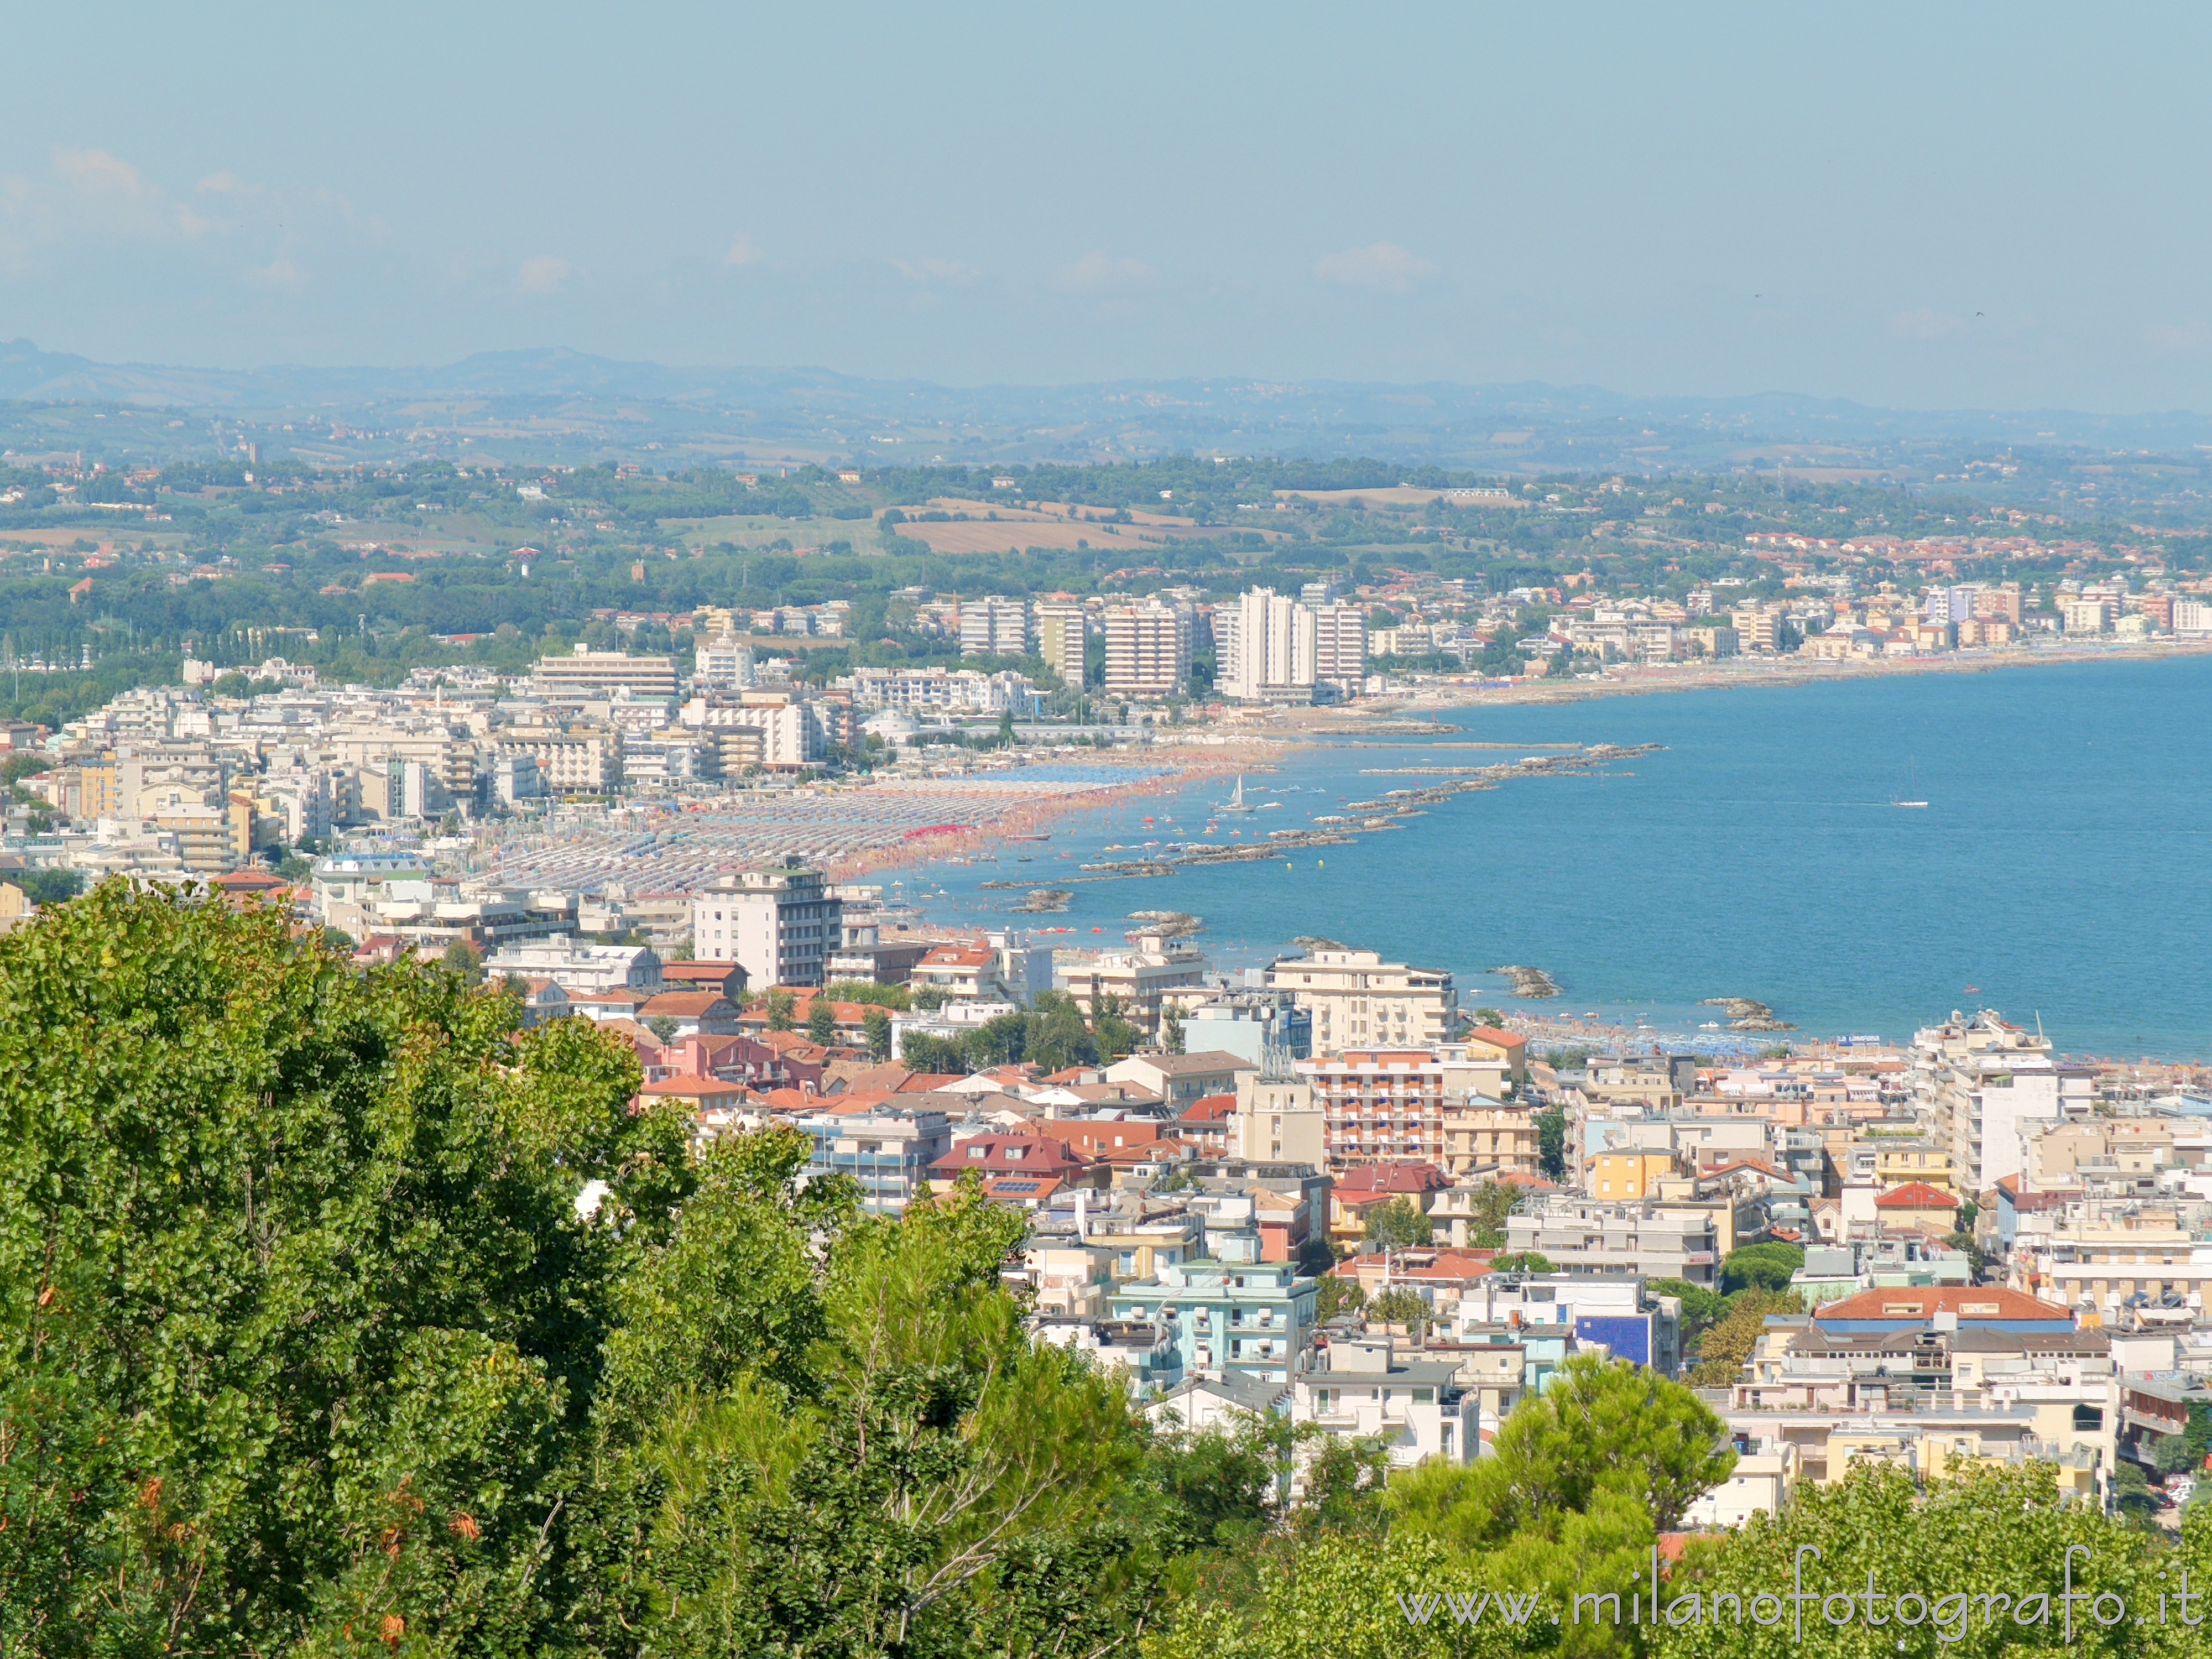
[4,338,2209,467]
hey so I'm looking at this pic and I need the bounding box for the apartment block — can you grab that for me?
[532,645,680,701]
[1102,603,1190,700]
[690,861,844,987]
[1297,1048,1444,1170]
[1265,947,1454,1054]
[1034,601,1087,682]
[959,596,1031,658]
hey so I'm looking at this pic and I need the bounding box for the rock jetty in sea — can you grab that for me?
[1702,997,1797,1032]
[1493,965,1559,999]
[1128,910,1203,939]
[1016,888,1074,912]
[1292,936,1347,952]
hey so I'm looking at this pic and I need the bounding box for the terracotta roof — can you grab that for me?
[816,1088,901,1117]
[1464,1026,1527,1051]
[921,944,994,967]
[639,1076,749,1099]
[1334,1161,1449,1194]
[1180,1093,1238,1123]
[639,990,733,1017]
[1815,1287,2071,1324]
[932,1133,1089,1176]
[1875,1181,1961,1210]
[982,1173,1065,1202]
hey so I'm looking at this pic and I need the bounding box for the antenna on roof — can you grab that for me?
[2035,1012,2045,1041]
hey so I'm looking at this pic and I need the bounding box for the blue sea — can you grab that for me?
[897,655,2212,1061]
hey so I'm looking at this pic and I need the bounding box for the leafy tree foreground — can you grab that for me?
[6,889,2211,1658]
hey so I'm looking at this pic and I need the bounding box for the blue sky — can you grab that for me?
[6,1,2210,411]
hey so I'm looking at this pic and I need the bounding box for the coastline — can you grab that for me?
[1370,635,2212,717]
[825,745,1270,890]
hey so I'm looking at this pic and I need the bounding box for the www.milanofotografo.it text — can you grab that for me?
[1397,1546,2205,1644]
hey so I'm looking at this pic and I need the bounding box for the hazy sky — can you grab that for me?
[7,2,2211,411]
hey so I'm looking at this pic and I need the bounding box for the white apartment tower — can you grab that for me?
[959,596,1031,658]
[1103,604,1191,700]
[694,635,755,689]
[1310,604,1368,695]
[1218,588,1366,702]
[690,861,844,988]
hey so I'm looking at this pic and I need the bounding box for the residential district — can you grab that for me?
[0,569,2206,1528]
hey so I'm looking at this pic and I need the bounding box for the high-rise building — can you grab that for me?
[959,596,1031,658]
[1310,604,1368,695]
[1033,601,1087,684]
[690,860,844,987]
[1218,588,1365,702]
[1102,604,1190,700]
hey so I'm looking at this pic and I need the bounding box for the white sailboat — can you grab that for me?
[1217,775,1255,813]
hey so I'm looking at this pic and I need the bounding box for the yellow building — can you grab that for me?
[1874,1144,1957,1193]
[1589,1150,1676,1202]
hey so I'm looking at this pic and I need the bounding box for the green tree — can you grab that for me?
[825,979,911,1010]
[14,867,81,907]
[441,935,484,984]
[1368,1285,1430,1332]
[1657,1463,2178,1658]
[1399,1353,1735,1539]
[863,1006,893,1062]
[765,988,796,1031]
[1686,1287,1801,1386]
[1091,991,1142,1063]
[1316,1272,1365,1322]
[898,1032,970,1075]
[1161,1003,1186,1054]
[1719,1240,1803,1293]
[1489,1250,1556,1274]
[1536,1103,1568,1181]
[1647,1277,1726,1349]
[0,880,691,1655]
[1462,1180,1518,1249]
[806,998,838,1044]
[2157,1432,2202,1476]
[1024,989,1097,1072]
[1362,1197,1434,1250]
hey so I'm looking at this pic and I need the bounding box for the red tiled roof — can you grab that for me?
[1334,1161,1448,1194]
[639,990,732,1017]
[1875,1181,1960,1210]
[1464,1026,1527,1051]
[1815,1287,2071,1323]
[1181,1093,1238,1123]
[639,1076,749,1100]
[921,944,994,967]
[932,1133,1089,1177]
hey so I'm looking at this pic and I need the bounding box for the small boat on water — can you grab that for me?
[1218,776,1256,813]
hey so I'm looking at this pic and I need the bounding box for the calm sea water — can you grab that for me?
[899,655,2212,1061]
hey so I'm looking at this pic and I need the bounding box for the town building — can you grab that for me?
[1265,947,1454,1053]
[531,645,680,701]
[1102,603,1191,700]
[690,861,843,987]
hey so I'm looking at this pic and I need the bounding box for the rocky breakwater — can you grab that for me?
[1493,965,1559,999]
[1127,909,1203,940]
[1702,997,1797,1032]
